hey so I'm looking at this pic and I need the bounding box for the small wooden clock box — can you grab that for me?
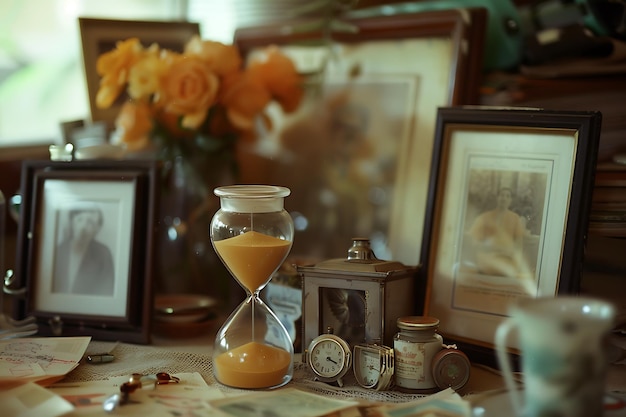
[298,238,419,354]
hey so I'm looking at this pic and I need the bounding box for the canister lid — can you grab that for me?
[432,348,471,391]
[396,316,439,330]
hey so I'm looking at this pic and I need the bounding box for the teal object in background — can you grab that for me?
[347,0,524,71]
[517,0,612,37]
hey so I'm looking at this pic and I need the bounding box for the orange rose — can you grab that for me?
[247,46,303,113]
[127,45,166,100]
[95,38,144,109]
[161,55,219,130]
[113,100,153,151]
[96,36,303,152]
[184,36,242,77]
[220,72,271,131]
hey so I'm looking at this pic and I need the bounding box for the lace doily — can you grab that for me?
[65,341,428,403]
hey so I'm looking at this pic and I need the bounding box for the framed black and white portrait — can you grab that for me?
[419,106,602,364]
[13,160,160,344]
[39,181,131,311]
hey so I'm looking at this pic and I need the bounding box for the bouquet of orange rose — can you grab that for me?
[95,36,303,154]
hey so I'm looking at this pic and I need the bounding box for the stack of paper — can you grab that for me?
[0,336,91,389]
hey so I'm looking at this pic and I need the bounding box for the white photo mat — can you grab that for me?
[34,179,135,317]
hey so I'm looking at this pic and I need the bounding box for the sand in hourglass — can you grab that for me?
[214,231,291,293]
[213,230,292,388]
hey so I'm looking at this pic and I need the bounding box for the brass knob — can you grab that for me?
[347,238,378,260]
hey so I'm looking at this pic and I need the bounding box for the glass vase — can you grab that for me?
[155,143,242,310]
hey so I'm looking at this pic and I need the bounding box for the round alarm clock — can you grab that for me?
[352,343,394,391]
[306,328,352,387]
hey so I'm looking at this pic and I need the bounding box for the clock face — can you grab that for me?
[353,344,394,390]
[354,347,381,387]
[309,338,348,378]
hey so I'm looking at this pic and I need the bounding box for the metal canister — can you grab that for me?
[432,347,471,391]
[393,316,443,392]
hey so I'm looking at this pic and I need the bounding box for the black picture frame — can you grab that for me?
[419,106,602,366]
[12,160,160,344]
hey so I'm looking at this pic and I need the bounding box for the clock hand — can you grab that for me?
[326,356,338,365]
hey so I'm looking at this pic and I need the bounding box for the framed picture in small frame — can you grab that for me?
[12,160,160,344]
[419,106,602,365]
[79,18,200,129]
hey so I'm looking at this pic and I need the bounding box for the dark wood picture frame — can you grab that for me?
[79,18,200,130]
[419,106,602,366]
[12,160,160,344]
[234,8,487,267]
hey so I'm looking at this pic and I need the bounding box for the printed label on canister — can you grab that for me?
[394,339,441,390]
[394,339,426,388]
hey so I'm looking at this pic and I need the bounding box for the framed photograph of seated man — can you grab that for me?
[13,160,160,344]
[419,106,602,364]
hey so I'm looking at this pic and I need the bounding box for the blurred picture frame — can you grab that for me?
[420,106,602,365]
[234,8,487,267]
[79,18,200,130]
[13,160,160,344]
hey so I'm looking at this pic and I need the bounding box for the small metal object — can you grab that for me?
[103,372,180,413]
[155,372,181,385]
[0,266,37,338]
[49,143,74,161]
[102,393,121,413]
[85,341,119,364]
[353,343,395,391]
[3,269,26,296]
[86,353,115,364]
[432,347,471,391]
[49,316,63,336]
[299,238,418,355]
[346,237,377,260]
[306,329,352,387]
[3,268,28,297]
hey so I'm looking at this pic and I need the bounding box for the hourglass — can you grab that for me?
[210,185,295,389]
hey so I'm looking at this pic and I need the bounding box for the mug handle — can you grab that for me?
[495,318,522,415]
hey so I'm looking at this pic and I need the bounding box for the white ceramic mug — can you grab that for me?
[495,296,615,417]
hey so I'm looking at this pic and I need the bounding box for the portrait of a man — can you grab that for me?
[467,187,528,278]
[52,202,115,296]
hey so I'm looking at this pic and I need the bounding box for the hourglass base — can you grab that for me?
[212,296,294,389]
[213,341,292,389]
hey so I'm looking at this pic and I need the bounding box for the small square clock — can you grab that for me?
[298,238,419,355]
